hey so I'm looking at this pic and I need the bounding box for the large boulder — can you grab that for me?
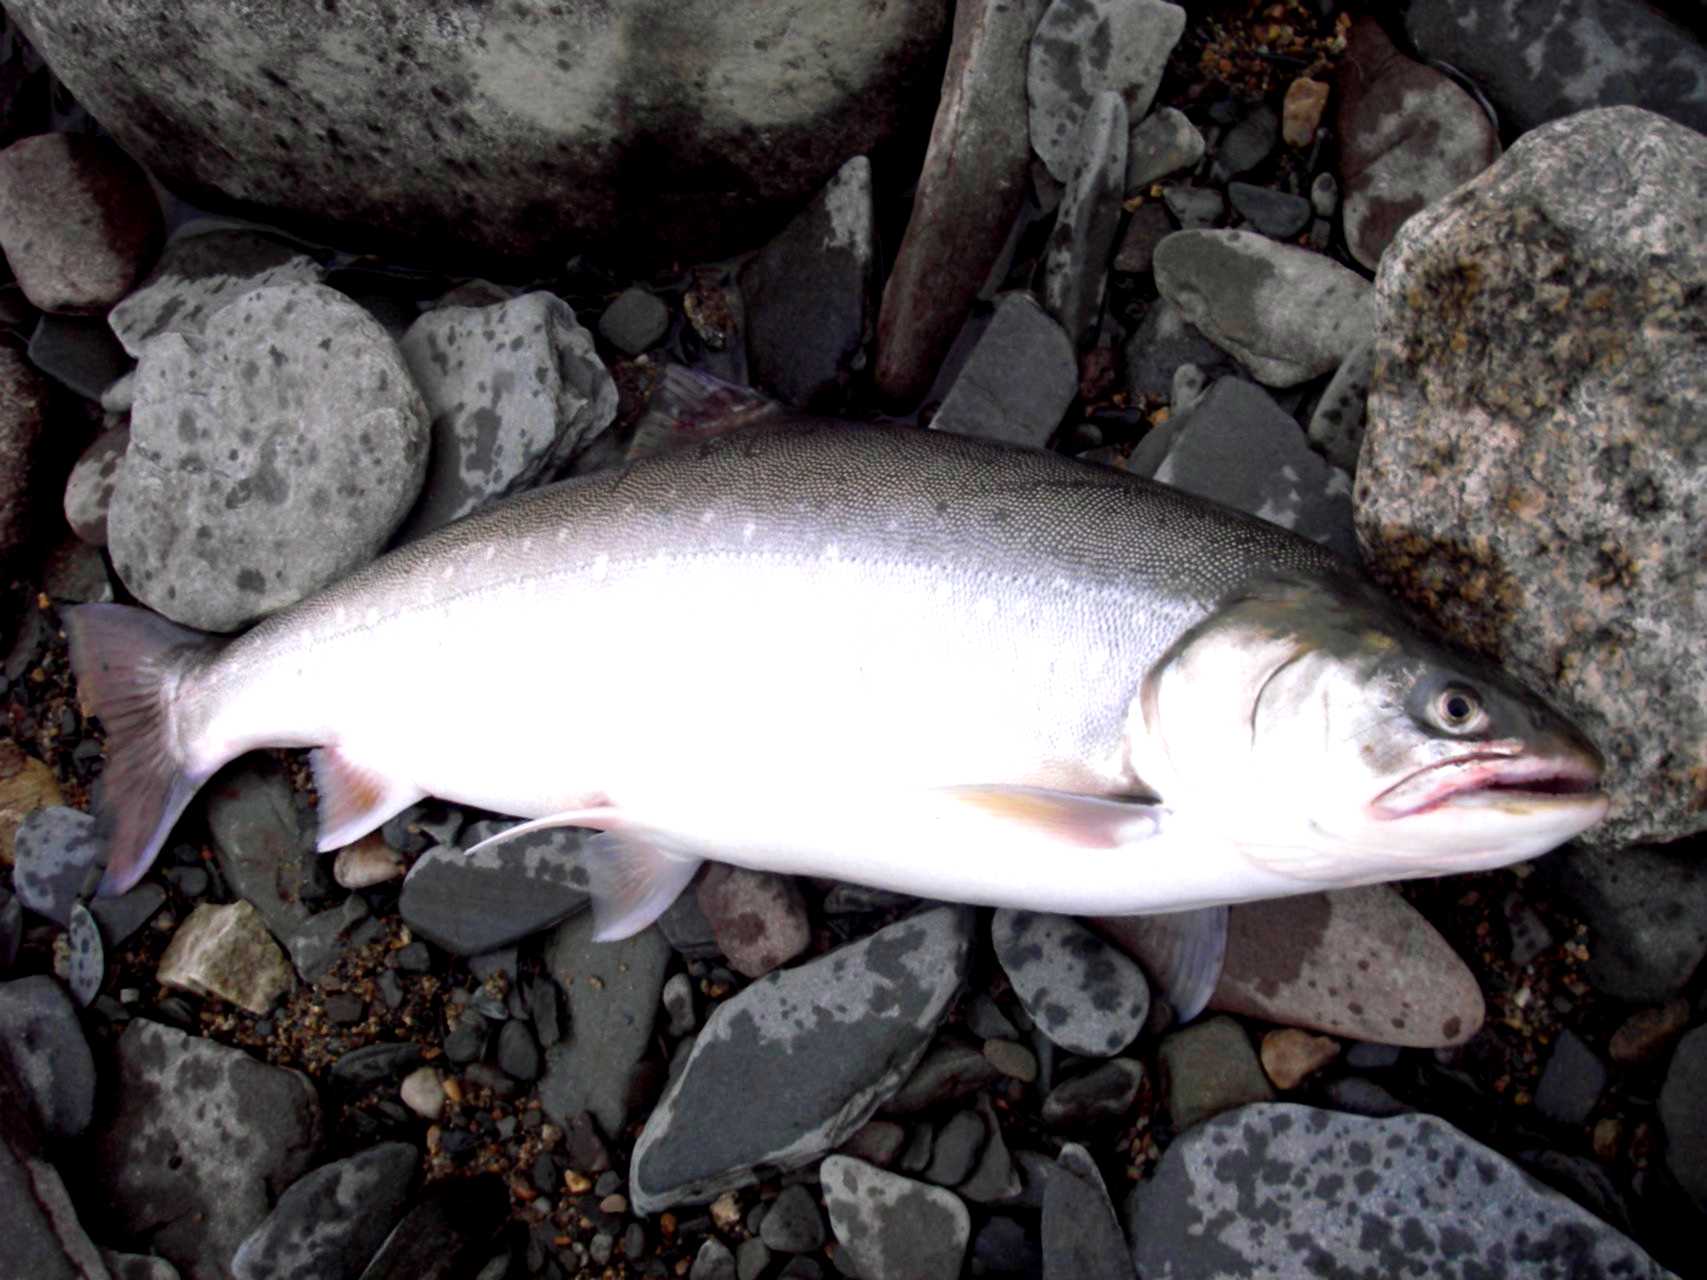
[8,0,951,264]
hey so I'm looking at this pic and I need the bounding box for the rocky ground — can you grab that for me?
[2,1,1706,1279]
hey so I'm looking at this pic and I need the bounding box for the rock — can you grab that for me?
[8,0,951,265]
[108,282,428,630]
[0,974,96,1140]
[1282,77,1330,148]
[539,913,671,1136]
[400,1066,446,1120]
[64,901,103,1006]
[0,1135,114,1280]
[395,291,616,538]
[1214,104,1280,181]
[0,132,160,313]
[107,230,325,357]
[598,288,670,357]
[1126,106,1204,191]
[353,1175,508,1280]
[883,1040,1006,1115]
[1323,1076,1410,1119]
[1354,107,1707,850]
[1028,0,1184,183]
[1160,184,1224,230]
[41,532,114,604]
[284,895,371,985]
[982,1038,1037,1083]
[691,1238,737,1280]
[1041,1143,1129,1280]
[28,312,132,400]
[332,834,404,890]
[922,1109,986,1187]
[1158,1016,1273,1131]
[0,742,63,865]
[11,805,101,925]
[0,888,19,972]
[1041,1057,1143,1131]
[929,292,1076,447]
[991,910,1148,1057]
[102,1252,183,1280]
[1128,1103,1673,1278]
[662,972,696,1038]
[972,1216,1041,1279]
[874,0,1043,407]
[328,1043,425,1091]
[1153,229,1374,387]
[202,757,321,945]
[1041,91,1127,346]
[956,1093,1020,1204]
[0,343,52,560]
[696,864,811,979]
[231,1143,417,1280]
[759,1185,826,1253]
[1609,999,1690,1068]
[1306,339,1373,474]
[820,1156,969,1280]
[1405,0,1707,137]
[1533,1029,1607,1128]
[740,156,874,411]
[1111,200,1172,276]
[1122,298,1238,401]
[1228,182,1312,240]
[1152,376,1357,560]
[1260,1028,1340,1090]
[399,827,591,957]
[1310,172,1339,218]
[631,907,972,1211]
[91,1020,322,1280]
[1660,1025,1707,1213]
[497,1019,541,1082]
[1335,17,1500,272]
[157,900,295,1015]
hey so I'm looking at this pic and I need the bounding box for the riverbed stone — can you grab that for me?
[230,1142,417,1280]
[63,421,130,546]
[11,805,101,926]
[696,864,811,979]
[1042,91,1127,346]
[992,909,1148,1057]
[399,826,592,957]
[821,1156,969,1280]
[930,292,1076,448]
[0,974,96,1140]
[156,899,296,1015]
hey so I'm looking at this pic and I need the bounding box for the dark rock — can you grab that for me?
[89,881,166,947]
[1157,1016,1274,1131]
[526,975,565,1047]
[1532,1029,1606,1127]
[64,901,103,1006]
[286,895,371,984]
[0,975,96,1140]
[1214,104,1279,180]
[1160,185,1223,229]
[1041,1144,1129,1280]
[1539,843,1707,1002]
[929,293,1077,448]
[0,1133,114,1280]
[1228,182,1311,239]
[957,1095,1020,1204]
[1111,200,1173,276]
[760,1184,826,1253]
[202,756,316,943]
[0,343,52,559]
[232,1143,418,1280]
[443,1008,490,1066]
[330,1043,426,1090]
[399,828,592,957]
[1660,1025,1707,1213]
[599,288,670,357]
[821,1156,969,1280]
[27,312,132,400]
[1306,339,1372,474]
[972,1215,1042,1279]
[838,1120,908,1168]
[991,910,1148,1057]
[1126,107,1204,189]
[883,1040,1005,1115]
[498,1019,542,1082]
[355,1176,508,1280]
[1122,298,1238,401]
[923,1109,986,1187]
[691,1238,737,1280]
[1040,1057,1143,1131]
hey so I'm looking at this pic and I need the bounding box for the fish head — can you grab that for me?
[1131,574,1608,885]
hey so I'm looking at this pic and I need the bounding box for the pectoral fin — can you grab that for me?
[1092,906,1229,1025]
[310,746,425,851]
[940,785,1165,848]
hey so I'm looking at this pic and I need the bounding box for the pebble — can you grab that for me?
[0,974,96,1140]
[332,833,404,890]
[1228,182,1312,239]
[598,287,670,356]
[1041,90,1127,345]
[982,1038,1037,1083]
[1214,103,1279,180]
[662,972,697,1037]
[1158,1016,1275,1131]
[690,1237,737,1280]
[1660,1025,1707,1213]
[1042,1143,1130,1280]
[1260,1029,1341,1091]
[1533,1029,1607,1128]
[355,1176,509,1280]
[838,1119,908,1168]
[61,420,129,546]
[329,1043,425,1093]
[443,1007,490,1066]
[231,1143,417,1280]
[1126,106,1204,190]
[399,826,592,957]
[820,1156,969,1280]
[1322,1076,1410,1119]
[929,292,1077,449]
[498,1019,542,1082]
[1160,184,1224,229]
[1282,77,1330,147]
[1609,1000,1690,1068]
[525,974,564,1047]
[156,899,295,1015]
[11,804,102,926]
[737,1237,772,1280]
[27,311,132,400]
[956,1094,1020,1204]
[401,1066,447,1120]
[760,1184,827,1253]
[1042,1058,1143,1133]
[695,864,812,978]
[285,895,371,985]
[991,909,1149,1057]
[1111,199,1172,275]
[1123,298,1237,402]
[64,901,103,1006]
[922,1109,986,1187]
[202,756,317,944]
[885,1040,1007,1115]
[1306,338,1373,475]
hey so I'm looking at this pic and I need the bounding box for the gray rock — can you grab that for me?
[1042,1144,1129,1280]
[0,344,51,559]
[157,899,295,1015]
[396,291,616,538]
[631,907,972,1211]
[1310,172,1339,218]
[108,282,428,630]
[599,288,670,357]
[0,1135,114,1280]
[657,880,722,959]
[398,827,592,957]
[1355,107,1707,850]
[923,1109,986,1187]
[1533,1029,1607,1128]
[696,863,811,979]
[0,889,20,973]
[874,0,1044,407]
[1307,339,1373,474]
[0,975,96,1140]
[1335,17,1500,272]
[102,1252,183,1280]
[1213,104,1279,180]
[662,972,696,1038]
[1111,200,1172,276]
[1128,1104,1673,1278]
[691,1238,737,1280]
[1406,0,1707,137]
[8,0,951,265]
[972,1216,1042,1279]
[285,895,371,985]
[1028,0,1184,183]
[108,229,325,357]
[1126,107,1204,191]
[740,155,874,411]
[1153,229,1374,387]
[1228,182,1311,240]
[91,1020,322,1280]
[41,533,116,604]
[539,913,671,1136]
[205,756,327,947]
[760,1184,826,1253]
[838,1119,908,1169]
[331,1043,425,1090]
[883,1040,1005,1115]
[1041,1057,1144,1131]
[930,293,1076,448]
[957,1094,1020,1204]
[1042,91,1128,346]
[11,805,101,925]
[231,1143,417,1280]
[64,901,103,1007]
[736,1237,771,1280]
[1157,1015,1274,1131]
[27,313,132,401]
[1153,377,1357,560]
[1659,1025,1707,1213]
[821,1156,969,1280]
[497,1019,541,1082]
[1323,1076,1411,1118]
[1123,298,1238,401]
[991,910,1148,1057]
[1160,185,1223,230]
[0,132,161,314]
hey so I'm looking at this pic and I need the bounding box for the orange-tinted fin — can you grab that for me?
[940,785,1165,849]
[62,603,224,896]
[309,746,426,851]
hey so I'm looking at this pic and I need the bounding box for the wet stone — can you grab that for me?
[838,1120,908,1168]
[1040,1057,1144,1131]
[11,805,101,926]
[89,881,166,949]
[0,1139,113,1280]
[691,1237,737,1280]
[0,974,97,1140]
[286,895,371,984]
[1158,1015,1275,1131]
[991,910,1148,1057]
[1042,1143,1129,1280]
[64,901,103,1006]
[1533,1029,1607,1128]
[822,1156,970,1280]
[760,1184,827,1253]
[737,1237,771,1280]
[355,1175,509,1280]
[231,1142,417,1280]
[399,827,592,957]
[697,864,812,979]
[1123,297,1238,401]
[1539,844,1707,1003]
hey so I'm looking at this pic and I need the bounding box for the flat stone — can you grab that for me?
[991,910,1148,1057]
[1355,107,1707,850]
[1128,1103,1673,1278]
[108,282,429,630]
[285,896,371,985]
[539,913,671,1136]
[1040,1057,1143,1131]
[157,899,296,1015]
[396,291,615,539]
[27,313,131,402]
[333,834,404,890]
[1214,104,1279,180]
[232,1143,417,1280]
[1307,339,1373,475]
[1042,1143,1128,1280]
[882,1040,1004,1115]
[820,1156,969,1280]
[1123,297,1238,401]
[1126,106,1204,190]
[696,864,811,979]
[956,1094,1020,1204]
[598,288,670,357]
[11,805,102,926]
[930,292,1076,448]
[398,826,592,957]
[65,901,103,1006]
[922,1109,986,1187]
[1042,90,1127,345]
[1228,182,1312,240]
[1160,184,1224,230]
[631,907,972,1211]
[1158,1015,1274,1131]
[1660,1025,1707,1213]
[0,974,96,1140]
[1153,229,1374,387]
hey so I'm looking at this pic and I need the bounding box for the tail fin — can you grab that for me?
[62,604,221,896]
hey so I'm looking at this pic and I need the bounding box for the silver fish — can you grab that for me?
[66,402,1607,1007]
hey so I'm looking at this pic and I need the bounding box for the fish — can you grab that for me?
[64,382,1608,1015]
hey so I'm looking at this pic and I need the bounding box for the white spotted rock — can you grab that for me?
[230,1142,417,1280]
[821,1155,970,1280]
[1041,90,1128,346]
[991,910,1148,1057]
[62,419,130,546]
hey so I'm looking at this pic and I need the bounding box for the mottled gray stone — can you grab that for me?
[11,805,101,926]
[396,291,615,538]
[64,901,103,1007]
[63,421,128,546]
[631,907,972,1211]
[931,293,1076,448]
[1153,229,1374,387]
[1041,1057,1144,1131]
[991,910,1148,1057]
[1126,106,1204,191]
[1028,0,1184,182]
[598,287,670,356]
[759,1184,826,1253]
[108,230,324,357]
[821,1156,969,1280]
[1228,182,1311,240]
[92,1020,322,1280]
[1123,298,1237,401]
[108,282,428,630]
[1160,185,1224,230]
[540,913,671,1136]
[696,863,811,979]
[1157,1016,1274,1132]
[1128,1104,1673,1278]
[1355,107,1707,850]
[662,972,696,1037]
[1042,1144,1129,1280]
[399,825,592,957]
[1042,91,1128,345]
[0,975,96,1140]
[285,895,370,984]
[1307,339,1373,474]
[232,1143,417,1280]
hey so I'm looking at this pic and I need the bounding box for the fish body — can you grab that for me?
[67,414,1608,959]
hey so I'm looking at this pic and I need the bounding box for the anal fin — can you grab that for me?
[310,746,425,851]
[584,829,704,941]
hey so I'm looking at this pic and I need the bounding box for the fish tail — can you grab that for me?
[62,604,222,896]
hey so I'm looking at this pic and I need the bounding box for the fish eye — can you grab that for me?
[1430,684,1488,735]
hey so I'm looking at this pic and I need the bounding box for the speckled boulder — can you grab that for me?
[1355,107,1707,851]
[7,0,950,265]
[108,283,429,630]
[1128,1103,1673,1278]
[991,910,1148,1057]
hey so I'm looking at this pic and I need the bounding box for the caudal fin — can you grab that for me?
[63,604,220,896]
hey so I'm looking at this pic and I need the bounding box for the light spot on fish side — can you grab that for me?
[700,509,715,525]
[557,527,570,543]
[592,553,610,581]
[975,597,996,621]
[334,606,347,624]
[521,537,533,552]
[441,565,455,581]
[484,545,496,562]
[742,522,756,543]
[822,543,841,561]
[365,607,380,626]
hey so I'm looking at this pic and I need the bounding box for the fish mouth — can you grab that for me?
[1370,744,1605,821]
